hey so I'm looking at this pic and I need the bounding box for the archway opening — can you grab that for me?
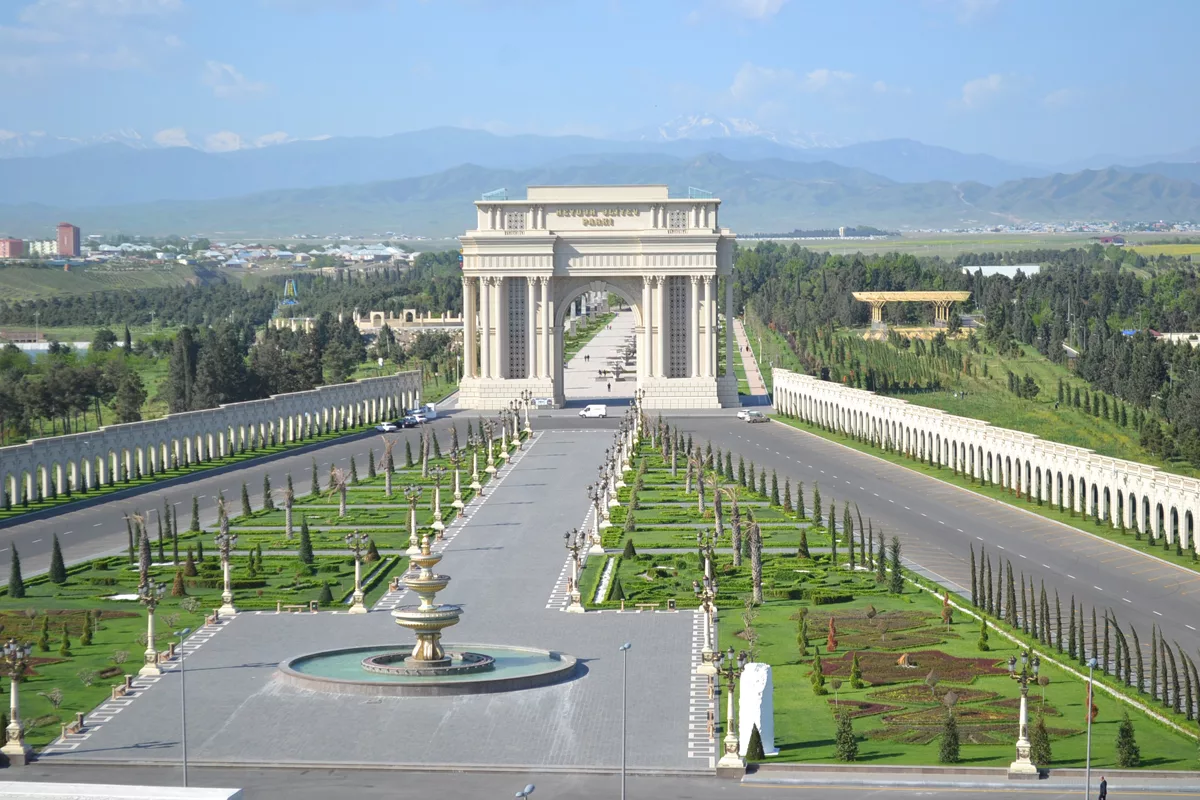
[557,284,639,408]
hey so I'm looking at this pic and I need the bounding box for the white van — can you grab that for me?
[579,404,607,419]
[422,403,438,420]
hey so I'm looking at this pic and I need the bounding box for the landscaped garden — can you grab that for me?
[0,418,526,751]
[581,421,1200,768]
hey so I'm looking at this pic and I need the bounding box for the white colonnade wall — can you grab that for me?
[0,372,422,505]
[773,368,1199,552]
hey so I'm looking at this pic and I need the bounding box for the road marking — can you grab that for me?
[976,536,984,541]
[889,499,895,503]
[904,506,911,510]
[1067,574,1076,579]
[93,523,102,527]
[873,493,879,497]
[1019,554,1027,559]
[938,520,945,525]
[32,539,40,543]
[997,546,1005,550]
[1094,586,1103,592]
[1153,610,1163,616]
[920,512,928,517]
[1187,624,1197,631]
[1122,598,1132,603]
[958,529,964,533]
[1042,564,1050,569]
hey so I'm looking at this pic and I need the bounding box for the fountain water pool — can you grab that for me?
[279,644,576,696]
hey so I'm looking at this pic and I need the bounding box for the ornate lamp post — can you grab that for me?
[345,530,369,614]
[716,646,749,770]
[448,448,465,517]
[614,435,628,490]
[430,465,447,538]
[563,528,586,613]
[1007,649,1041,776]
[404,486,424,556]
[520,389,534,435]
[484,420,498,474]
[499,415,512,464]
[139,578,167,676]
[607,448,622,509]
[214,528,238,617]
[510,404,521,449]
[0,639,33,766]
[586,481,607,553]
[596,470,614,530]
[693,531,719,675]
[467,434,483,494]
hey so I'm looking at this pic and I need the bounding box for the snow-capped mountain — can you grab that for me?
[621,113,848,150]
[0,129,149,159]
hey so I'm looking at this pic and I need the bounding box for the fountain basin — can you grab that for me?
[278,644,577,696]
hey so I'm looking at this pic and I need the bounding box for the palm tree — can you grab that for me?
[729,490,744,567]
[279,484,295,539]
[378,436,399,498]
[327,467,349,518]
[421,426,431,478]
[749,517,764,604]
[709,474,726,541]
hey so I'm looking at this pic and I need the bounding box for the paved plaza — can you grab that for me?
[41,427,700,772]
[561,308,638,405]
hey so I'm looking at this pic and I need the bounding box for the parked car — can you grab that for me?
[407,410,427,423]
[736,409,751,420]
[743,410,769,423]
[375,421,399,432]
[399,416,420,428]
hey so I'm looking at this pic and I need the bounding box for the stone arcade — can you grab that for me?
[0,372,422,505]
[457,185,739,409]
[773,368,1200,551]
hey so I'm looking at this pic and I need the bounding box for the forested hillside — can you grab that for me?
[736,242,1200,469]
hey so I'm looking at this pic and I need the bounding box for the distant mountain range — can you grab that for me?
[6,153,1200,239]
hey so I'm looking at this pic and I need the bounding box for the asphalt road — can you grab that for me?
[669,412,1200,665]
[11,764,1195,799]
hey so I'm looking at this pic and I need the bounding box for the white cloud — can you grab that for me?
[204,131,244,152]
[0,0,183,75]
[803,68,855,92]
[1042,88,1077,109]
[723,0,788,19]
[153,127,191,147]
[959,73,1004,108]
[201,61,268,98]
[254,131,294,147]
[729,63,855,101]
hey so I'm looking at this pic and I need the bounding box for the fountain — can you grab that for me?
[277,533,576,696]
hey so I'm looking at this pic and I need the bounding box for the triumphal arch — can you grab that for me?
[457,185,739,410]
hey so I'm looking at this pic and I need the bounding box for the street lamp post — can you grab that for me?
[448,448,465,517]
[619,642,631,800]
[693,531,719,675]
[586,482,607,554]
[563,528,585,613]
[1085,656,1097,797]
[430,466,447,538]
[139,578,167,676]
[485,420,498,475]
[0,639,33,766]
[214,528,238,617]
[515,786,535,799]
[467,434,483,494]
[404,486,423,556]
[520,389,534,435]
[499,415,512,464]
[175,627,191,787]
[716,646,749,770]
[345,530,369,613]
[1006,650,1041,777]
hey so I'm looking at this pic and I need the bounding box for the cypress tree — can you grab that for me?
[834,712,858,762]
[797,481,805,520]
[58,623,71,657]
[197,540,205,563]
[724,452,733,482]
[810,653,826,694]
[190,495,200,532]
[830,508,838,567]
[875,532,886,582]
[745,724,765,761]
[184,547,197,577]
[8,544,25,598]
[938,710,960,764]
[977,617,990,651]
[866,519,874,567]
[349,456,359,484]
[1020,573,1029,634]
[770,471,779,505]
[1005,562,1017,627]
[240,482,252,517]
[812,484,822,526]
[1068,596,1077,659]
[1030,713,1052,766]
[609,577,625,603]
[37,616,50,652]
[758,469,767,497]
[368,449,377,479]
[298,517,314,565]
[405,440,414,468]
[1131,625,1143,693]
[311,457,320,493]
[737,455,745,487]
[969,544,978,607]
[48,533,67,584]
[1115,712,1141,767]
[782,479,792,512]
[1150,626,1160,700]
[985,555,994,616]
[1103,611,1111,674]
[1054,590,1062,652]
[888,536,903,594]
[844,502,854,569]
[156,506,165,562]
[263,474,275,511]
[797,529,810,559]
[171,569,187,597]
[1167,642,1181,713]
[849,652,864,689]
[126,516,135,562]
[317,583,334,606]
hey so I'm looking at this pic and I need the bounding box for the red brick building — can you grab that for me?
[57,222,80,257]
[0,238,24,258]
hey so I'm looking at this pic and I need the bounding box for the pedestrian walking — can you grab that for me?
[607,382,611,392]
[1098,776,1107,800]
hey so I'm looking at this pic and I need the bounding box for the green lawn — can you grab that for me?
[579,434,1200,769]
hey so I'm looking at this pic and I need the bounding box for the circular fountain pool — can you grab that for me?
[278,644,577,697]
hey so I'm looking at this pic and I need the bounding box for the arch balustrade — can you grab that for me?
[0,372,421,508]
[772,368,1200,554]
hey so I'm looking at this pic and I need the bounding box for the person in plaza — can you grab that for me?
[1098,776,1107,800]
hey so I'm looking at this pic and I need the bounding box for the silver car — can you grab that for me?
[743,410,769,423]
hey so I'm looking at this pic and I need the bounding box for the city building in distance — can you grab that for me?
[0,238,23,259]
[57,222,80,257]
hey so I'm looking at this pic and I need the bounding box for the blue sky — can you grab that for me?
[0,0,1196,164]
